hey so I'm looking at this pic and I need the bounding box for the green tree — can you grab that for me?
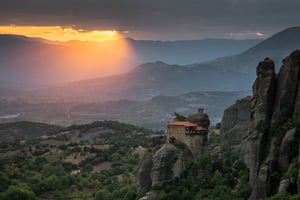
[95,189,110,200]
[41,164,66,177]
[124,190,137,200]
[83,163,93,173]
[174,112,186,121]
[0,171,10,192]
[159,191,182,200]
[45,175,61,191]
[79,177,91,190]
[4,185,37,200]
[234,181,252,199]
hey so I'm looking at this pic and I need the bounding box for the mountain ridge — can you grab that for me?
[0,33,261,87]
[242,27,300,56]
[208,26,300,73]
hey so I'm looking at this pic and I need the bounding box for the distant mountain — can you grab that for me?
[0,34,261,88]
[208,27,300,73]
[1,27,299,91]
[30,27,300,100]
[127,38,261,65]
[34,61,252,102]
[242,27,300,56]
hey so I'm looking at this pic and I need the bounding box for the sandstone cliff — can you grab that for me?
[221,50,300,199]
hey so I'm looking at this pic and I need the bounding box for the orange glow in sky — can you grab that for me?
[0,25,119,42]
[0,25,136,80]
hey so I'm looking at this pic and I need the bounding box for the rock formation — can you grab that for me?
[138,140,193,200]
[221,50,300,199]
[151,141,192,185]
[138,152,153,192]
[186,107,210,129]
[298,145,300,192]
[279,128,297,173]
[220,96,251,146]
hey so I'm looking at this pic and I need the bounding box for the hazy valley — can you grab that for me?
[0,91,249,129]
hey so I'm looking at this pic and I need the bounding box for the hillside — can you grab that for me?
[1,119,245,200]
[0,121,62,142]
[0,120,165,199]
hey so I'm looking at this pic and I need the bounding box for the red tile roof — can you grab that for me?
[196,126,206,131]
[168,121,207,131]
[168,121,197,127]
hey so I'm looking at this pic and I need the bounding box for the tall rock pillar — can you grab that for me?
[241,58,276,199]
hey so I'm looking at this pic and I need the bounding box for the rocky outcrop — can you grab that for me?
[220,96,251,146]
[298,145,300,192]
[221,50,300,199]
[244,58,276,200]
[151,142,192,185]
[187,107,210,129]
[279,128,297,173]
[272,51,300,126]
[207,145,223,162]
[138,152,153,192]
[278,179,290,193]
[138,140,193,200]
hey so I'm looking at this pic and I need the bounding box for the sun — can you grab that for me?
[0,25,119,42]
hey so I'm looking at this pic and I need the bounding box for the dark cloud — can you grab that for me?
[0,0,299,39]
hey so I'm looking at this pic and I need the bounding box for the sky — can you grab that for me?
[0,0,300,40]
